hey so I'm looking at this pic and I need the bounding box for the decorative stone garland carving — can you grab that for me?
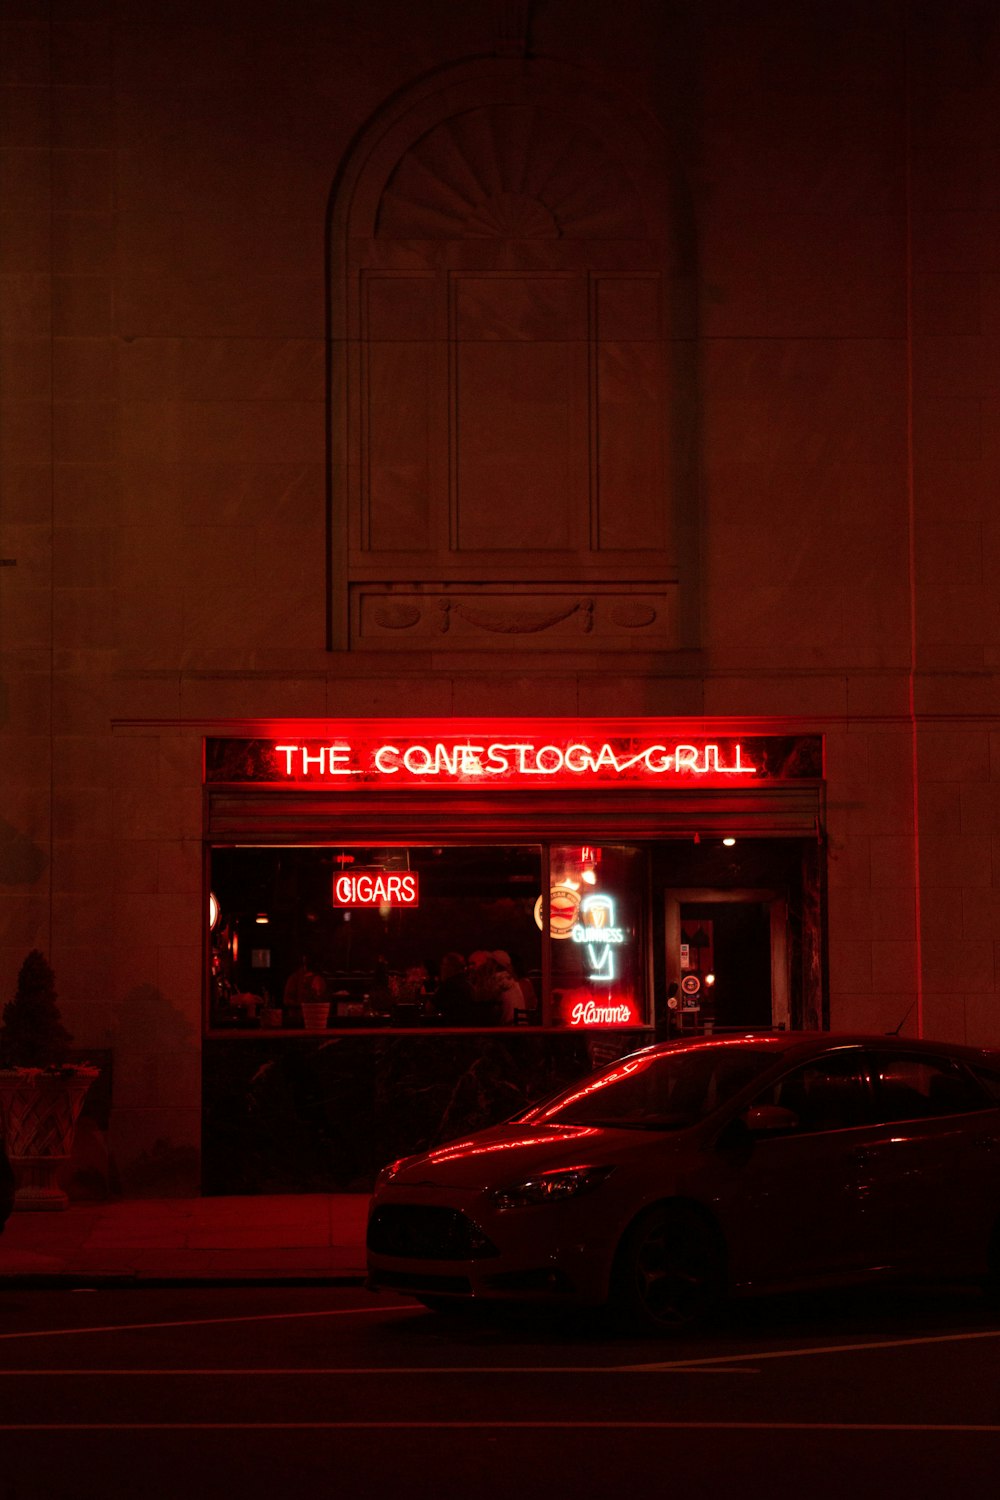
[438,597,594,634]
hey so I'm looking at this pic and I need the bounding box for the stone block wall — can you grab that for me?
[2,0,1000,1188]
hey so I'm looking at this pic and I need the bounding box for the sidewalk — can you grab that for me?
[0,1194,370,1285]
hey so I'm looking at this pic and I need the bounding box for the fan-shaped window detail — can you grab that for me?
[377,106,644,240]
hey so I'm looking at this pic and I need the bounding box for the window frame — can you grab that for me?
[746,1048,877,1137]
[863,1050,995,1125]
[204,838,653,1038]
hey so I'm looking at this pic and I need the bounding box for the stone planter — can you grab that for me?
[0,1066,99,1210]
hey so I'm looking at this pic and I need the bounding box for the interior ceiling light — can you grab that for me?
[255,912,269,925]
[705,972,716,987]
[581,867,597,885]
[722,837,736,847]
[209,892,220,930]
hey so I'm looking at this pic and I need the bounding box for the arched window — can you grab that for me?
[328,58,692,653]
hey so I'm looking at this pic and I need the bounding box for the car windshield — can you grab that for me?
[523,1043,781,1130]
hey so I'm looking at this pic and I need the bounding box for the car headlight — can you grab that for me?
[487,1165,614,1211]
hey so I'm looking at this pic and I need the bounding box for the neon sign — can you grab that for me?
[332,871,419,908]
[570,1000,634,1025]
[206,728,823,789]
[207,728,822,790]
[572,893,626,982]
[275,739,756,781]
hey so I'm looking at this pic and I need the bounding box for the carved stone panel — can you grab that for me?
[351,583,679,651]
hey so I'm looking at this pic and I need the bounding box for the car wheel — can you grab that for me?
[611,1204,726,1334]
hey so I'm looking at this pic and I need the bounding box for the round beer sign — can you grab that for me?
[533,883,582,939]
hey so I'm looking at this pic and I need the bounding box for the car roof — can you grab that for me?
[635,1032,1000,1065]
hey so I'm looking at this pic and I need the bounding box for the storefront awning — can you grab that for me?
[207,784,823,842]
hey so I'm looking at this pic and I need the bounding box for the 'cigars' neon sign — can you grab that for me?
[332,872,419,908]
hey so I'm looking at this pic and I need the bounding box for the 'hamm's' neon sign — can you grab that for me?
[571,1000,633,1025]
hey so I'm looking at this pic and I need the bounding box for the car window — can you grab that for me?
[525,1045,780,1129]
[970,1066,1000,1103]
[867,1053,990,1122]
[750,1051,873,1134]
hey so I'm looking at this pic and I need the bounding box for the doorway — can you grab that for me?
[664,889,789,1034]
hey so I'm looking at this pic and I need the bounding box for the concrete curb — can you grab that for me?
[0,1271,369,1289]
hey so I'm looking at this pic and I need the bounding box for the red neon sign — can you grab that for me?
[332,871,419,908]
[275,739,755,781]
[563,994,641,1027]
[205,727,822,789]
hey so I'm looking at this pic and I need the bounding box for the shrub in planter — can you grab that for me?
[0,951,98,1211]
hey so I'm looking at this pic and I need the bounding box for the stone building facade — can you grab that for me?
[2,0,1000,1193]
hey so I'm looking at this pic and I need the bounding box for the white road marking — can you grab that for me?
[0,1305,419,1342]
[0,1420,998,1432]
[0,1365,759,1376]
[617,1324,1000,1371]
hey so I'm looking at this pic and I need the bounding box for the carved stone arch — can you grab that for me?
[327,57,692,655]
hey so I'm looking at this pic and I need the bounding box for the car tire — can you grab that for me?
[611,1203,726,1335]
[983,1217,1000,1310]
[415,1296,465,1314]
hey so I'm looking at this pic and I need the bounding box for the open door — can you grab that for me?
[665,888,789,1034]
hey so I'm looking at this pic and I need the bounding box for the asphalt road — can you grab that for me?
[1,1282,999,1500]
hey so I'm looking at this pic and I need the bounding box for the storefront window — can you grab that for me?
[545,844,646,1029]
[207,842,649,1032]
[209,845,543,1031]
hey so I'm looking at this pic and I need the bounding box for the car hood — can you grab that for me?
[387,1121,663,1189]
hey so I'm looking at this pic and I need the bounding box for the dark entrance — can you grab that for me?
[679,900,773,1030]
[654,834,825,1038]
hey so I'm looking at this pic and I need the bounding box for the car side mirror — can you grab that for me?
[744,1103,799,1135]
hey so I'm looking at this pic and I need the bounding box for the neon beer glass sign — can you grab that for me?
[572,894,625,983]
[564,892,637,1026]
